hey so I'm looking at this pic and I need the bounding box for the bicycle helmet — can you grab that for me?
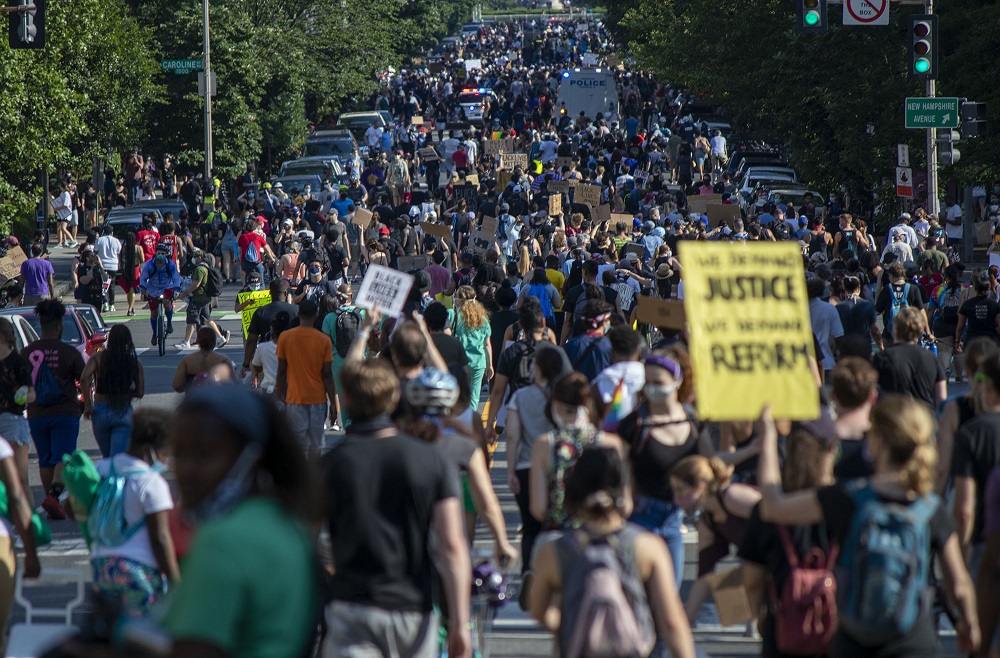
[405,368,460,417]
[155,243,171,254]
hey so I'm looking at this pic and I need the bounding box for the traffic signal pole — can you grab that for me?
[202,0,213,183]
[924,0,939,217]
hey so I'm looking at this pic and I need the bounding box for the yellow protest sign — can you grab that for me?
[237,290,272,339]
[679,241,818,421]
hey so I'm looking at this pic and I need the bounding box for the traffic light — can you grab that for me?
[961,101,988,139]
[908,14,937,80]
[7,0,45,49]
[936,129,960,165]
[796,0,828,34]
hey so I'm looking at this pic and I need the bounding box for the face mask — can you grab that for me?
[186,443,263,523]
[148,448,168,474]
[155,254,166,265]
[553,406,589,429]
[643,382,678,403]
[309,266,321,277]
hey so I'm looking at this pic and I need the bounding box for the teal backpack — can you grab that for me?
[87,460,149,547]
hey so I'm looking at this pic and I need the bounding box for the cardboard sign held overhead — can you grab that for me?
[352,208,374,227]
[398,255,431,272]
[496,171,513,190]
[594,204,612,224]
[706,204,743,228]
[420,222,453,239]
[465,174,479,187]
[0,246,27,285]
[483,140,501,155]
[548,180,569,194]
[418,147,439,162]
[237,290,272,339]
[453,184,479,207]
[479,215,499,237]
[549,194,562,216]
[575,184,601,207]
[687,194,723,214]
[611,213,634,226]
[498,153,528,170]
[635,296,686,330]
[410,116,424,126]
[355,265,415,318]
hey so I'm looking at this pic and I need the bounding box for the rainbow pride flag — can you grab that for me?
[602,376,626,433]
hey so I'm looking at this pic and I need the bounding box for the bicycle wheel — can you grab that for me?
[157,310,166,356]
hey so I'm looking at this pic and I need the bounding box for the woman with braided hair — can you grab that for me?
[80,324,145,457]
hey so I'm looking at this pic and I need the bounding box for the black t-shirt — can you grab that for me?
[489,309,519,368]
[565,283,620,319]
[872,343,944,409]
[950,411,1000,544]
[430,333,469,372]
[247,300,299,340]
[834,437,875,481]
[0,352,32,415]
[496,338,558,399]
[738,504,835,658]
[323,430,460,611]
[22,338,85,418]
[874,282,925,338]
[814,482,953,655]
[959,295,1000,340]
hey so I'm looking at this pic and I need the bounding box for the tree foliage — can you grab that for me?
[599,0,1000,217]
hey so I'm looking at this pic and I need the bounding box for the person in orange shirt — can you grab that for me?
[275,299,337,460]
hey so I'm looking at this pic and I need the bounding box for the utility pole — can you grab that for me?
[202,0,213,183]
[924,0,939,218]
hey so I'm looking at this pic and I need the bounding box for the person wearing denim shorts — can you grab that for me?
[22,299,85,520]
[0,317,36,508]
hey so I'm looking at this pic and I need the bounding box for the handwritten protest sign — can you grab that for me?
[548,180,569,194]
[420,222,453,239]
[0,247,27,284]
[679,241,818,421]
[410,116,424,126]
[594,204,612,224]
[398,255,431,272]
[635,297,686,330]
[465,174,479,187]
[687,194,723,214]
[418,147,439,162]
[611,213,634,226]
[355,265,414,318]
[575,184,601,207]
[479,216,498,237]
[483,140,501,155]
[352,208,374,227]
[707,204,742,228]
[623,243,645,260]
[237,290,272,339]
[499,153,528,170]
[453,184,479,207]
[549,194,562,216]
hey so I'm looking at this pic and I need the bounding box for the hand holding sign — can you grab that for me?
[355,265,415,318]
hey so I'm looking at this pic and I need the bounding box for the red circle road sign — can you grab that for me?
[846,0,887,23]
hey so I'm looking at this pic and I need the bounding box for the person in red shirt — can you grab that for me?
[237,217,275,285]
[451,144,470,175]
[136,216,160,264]
[159,222,182,265]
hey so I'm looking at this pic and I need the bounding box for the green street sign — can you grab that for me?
[905,97,960,129]
[161,59,204,75]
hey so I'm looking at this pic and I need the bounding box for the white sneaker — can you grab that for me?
[175,341,191,350]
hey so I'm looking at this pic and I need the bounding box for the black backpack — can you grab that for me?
[772,221,791,241]
[200,264,224,298]
[333,308,362,358]
[506,338,538,403]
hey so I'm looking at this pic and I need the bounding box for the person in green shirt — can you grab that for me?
[175,250,230,351]
[321,284,365,429]
[915,234,950,275]
[453,286,493,410]
[163,384,317,658]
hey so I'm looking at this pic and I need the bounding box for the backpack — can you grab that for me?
[507,338,538,402]
[772,221,791,241]
[527,283,554,320]
[885,283,911,338]
[32,357,63,406]
[771,525,839,655]
[245,238,261,264]
[476,281,498,308]
[936,285,963,325]
[556,526,656,658]
[199,264,224,298]
[333,308,362,358]
[87,459,149,548]
[836,484,938,646]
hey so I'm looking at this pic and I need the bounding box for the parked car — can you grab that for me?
[0,313,40,352]
[103,208,162,240]
[271,175,323,196]
[0,304,106,359]
[738,174,800,211]
[131,199,187,222]
[336,111,388,144]
[731,154,788,182]
[278,157,346,184]
[302,134,359,160]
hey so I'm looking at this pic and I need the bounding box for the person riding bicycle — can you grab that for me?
[139,243,181,347]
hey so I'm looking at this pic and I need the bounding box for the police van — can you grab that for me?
[556,68,619,121]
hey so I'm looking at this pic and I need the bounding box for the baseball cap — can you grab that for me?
[799,217,808,226]
[379,227,390,236]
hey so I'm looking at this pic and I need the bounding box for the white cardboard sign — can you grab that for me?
[355,264,414,317]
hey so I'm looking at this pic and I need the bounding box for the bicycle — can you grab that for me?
[469,557,509,658]
[148,293,171,356]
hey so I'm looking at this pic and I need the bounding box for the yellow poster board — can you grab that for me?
[237,290,272,339]
[679,241,818,421]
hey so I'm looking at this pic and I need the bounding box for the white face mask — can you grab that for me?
[643,382,678,403]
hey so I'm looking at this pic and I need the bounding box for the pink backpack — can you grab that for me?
[771,525,839,656]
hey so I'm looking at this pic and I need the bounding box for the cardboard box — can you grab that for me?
[352,208,374,227]
[707,566,762,627]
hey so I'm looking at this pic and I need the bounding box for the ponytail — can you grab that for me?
[902,443,937,497]
[870,395,938,497]
[671,455,732,494]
